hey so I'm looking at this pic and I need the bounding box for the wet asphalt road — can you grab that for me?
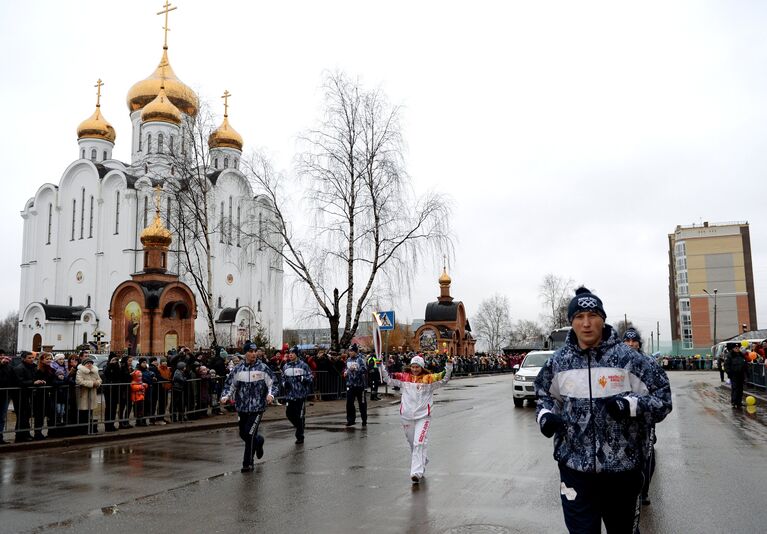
[2,372,767,534]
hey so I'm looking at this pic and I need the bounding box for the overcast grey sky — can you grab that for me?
[2,1,766,349]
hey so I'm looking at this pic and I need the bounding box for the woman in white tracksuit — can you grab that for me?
[381,355,453,483]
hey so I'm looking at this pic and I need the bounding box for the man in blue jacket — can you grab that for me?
[344,345,367,426]
[535,287,672,534]
[221,342,278,472]
[281,348,314,444]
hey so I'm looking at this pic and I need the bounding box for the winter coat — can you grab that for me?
[76,364,102,410]
[344,356,368,388]
[130,371,147,403]
[157,364,172,391]
[281,359,314,401]
[534,326,672,474]
[725,350,747,378]
[172,369,188,392]
[222,360,278,413]
[381,363,453,420]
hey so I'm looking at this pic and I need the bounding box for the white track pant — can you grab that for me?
[402,417,430,477]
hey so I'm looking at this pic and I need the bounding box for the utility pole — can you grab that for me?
[657,321,660,351]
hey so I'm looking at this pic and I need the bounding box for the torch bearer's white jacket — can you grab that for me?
[381,363,453,420]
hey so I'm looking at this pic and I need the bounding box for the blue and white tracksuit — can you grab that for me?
[535,326,672,533]
[281,360,313,440]
[345,356,368,425]
[222,360,279,466]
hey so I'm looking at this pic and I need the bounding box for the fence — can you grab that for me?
[746,363,766,389]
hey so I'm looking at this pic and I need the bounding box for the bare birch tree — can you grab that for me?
[244,71,452,350]
[539,274,575,331]
[513,319,544,343]
[472,295,513,354]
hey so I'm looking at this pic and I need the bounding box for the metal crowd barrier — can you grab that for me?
[746,363,767,389]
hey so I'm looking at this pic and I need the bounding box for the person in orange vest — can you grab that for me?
[130,370,148,426]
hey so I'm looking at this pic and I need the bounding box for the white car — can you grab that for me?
[512,350,553,408]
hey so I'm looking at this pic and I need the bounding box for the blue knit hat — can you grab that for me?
[623,328,640,342]
[242,341,257,353]
[567,287,606,323]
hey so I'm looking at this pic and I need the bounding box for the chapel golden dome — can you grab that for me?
[77,106,117,143]
[208,116,243,151]
[140,212,172,248]
[439,267,452,285]
[127,48,198,116]
[141,86,182,125]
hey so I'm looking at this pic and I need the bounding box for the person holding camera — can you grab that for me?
[281,348,314,444]
[221,342,278,473]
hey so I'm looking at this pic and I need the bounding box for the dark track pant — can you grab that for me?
[642,447,655,500]
[731,375,744,407]
[285,399,305,439]
[558,463,643,534]
[238,412,264,467]
[346,386,367,424]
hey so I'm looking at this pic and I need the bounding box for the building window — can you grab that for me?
[87,295,91,307]
[83,333,88,345]
[257,300,261,312]
[81,149,85,159]
[44,298,48,305]
[236,205,241,247]
[158,133,164,154]
[89,195,94,238]
[218,296,222,308]
[214,157,219,169]
[147,134,152,154]
[115,191,120,234]
[143,196,149,228]
[90,149,97,161]
[235,298,239,308]
[680,299,690,312]
[103,150,107,160]
[46,203,52,244]
[80,188,85,239]
[169,135,175,154]
[235,158,238,167]
[228,196,233,245]
[219,202,224,243]
[69,296,73,306]
[166,199,171,229]
[258,213,263,250]
[71,199,76,240]
[224,157,229,169]
[161,252,166,268]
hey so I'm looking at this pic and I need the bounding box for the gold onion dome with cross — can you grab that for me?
[439,267,451,286]
[141,85,182,125]
[126,2,198,116]
[208,90,243,150]
[141,205,172,249]
[77,79,116,142]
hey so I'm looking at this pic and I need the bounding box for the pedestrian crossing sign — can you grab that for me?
[375,311,395,331]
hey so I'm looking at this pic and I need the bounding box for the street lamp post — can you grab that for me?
[703,288,718,345]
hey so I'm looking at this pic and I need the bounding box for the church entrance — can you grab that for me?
[32,334,42,352]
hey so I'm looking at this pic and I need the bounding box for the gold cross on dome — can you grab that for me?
[157,1,177,49]
[221,90,231,117]
[94,79,104,107]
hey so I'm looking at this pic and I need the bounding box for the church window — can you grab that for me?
[257,300,261,312]
[90,149,96,161]
[82,333,87,345]
[169,135,175,154]
[224,157,229,169]
[161,252,166,268]
[89,196,94,238]
[80,188,85,239]
[81,149,85,159]
[219,202,224,243]
[214,158,219,169]
[258,213,263,250]
[228,196,233,245]
[46,203,52,245]
[235,158,238,168]
[237,205,241,247]
[103,150,107,161]
[235,298,239,308]
[87,295,91,307]
[158,133,164,154]
[69,297,73,306]
[71,199,76,240]
[114,191,120,234]
[143,196,149,228]
[44,298,48,305]
[147,134,152,154]
[218,296,222,308]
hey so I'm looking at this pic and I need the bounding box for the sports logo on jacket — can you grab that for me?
[598,375,607,388]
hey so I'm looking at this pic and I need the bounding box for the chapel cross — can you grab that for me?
[153,185,163,217]
[157,1,177,49]
[222,90,231,117]
[94,79,104,107]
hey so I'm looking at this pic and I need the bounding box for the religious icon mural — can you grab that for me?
[125,301,141,355]
[419,329,437,352]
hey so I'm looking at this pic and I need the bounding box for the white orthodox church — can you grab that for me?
[17,10,283,353]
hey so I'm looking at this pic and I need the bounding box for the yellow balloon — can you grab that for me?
[745,396,756,406]
[741,340,750,348]
[747,406,757,415]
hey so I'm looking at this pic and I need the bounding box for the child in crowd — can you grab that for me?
[130,370,148,426]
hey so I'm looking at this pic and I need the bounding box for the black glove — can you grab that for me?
[606,397,631,420]
[539,412,564,438]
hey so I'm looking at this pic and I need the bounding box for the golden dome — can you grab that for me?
[77,106,116,143]
[208,116,243,151]
[127,48,198,116]
[439,267,451,285]
[140,212,172,248]
[141,86,182,125]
